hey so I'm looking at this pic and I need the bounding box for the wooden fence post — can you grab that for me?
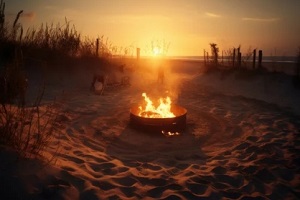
[252,49,256,70]
[96,38,99,57]
[206,52,209,63]
[136,48,140,60]
[204,49,206,66]
[222,50,224,66]
[238,52,242,68]
[258,50,263,68]
[233,48,236,68]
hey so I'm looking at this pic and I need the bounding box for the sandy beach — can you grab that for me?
[1,60,300,200]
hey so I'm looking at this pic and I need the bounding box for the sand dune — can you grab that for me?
[1,61,300,199]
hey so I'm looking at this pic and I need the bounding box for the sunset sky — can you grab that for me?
[5,0,300,56]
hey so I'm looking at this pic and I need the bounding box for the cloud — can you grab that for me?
[205,12,221,18]
[5,11,36,22]
[242,17,280,22]
[21,11,36,21]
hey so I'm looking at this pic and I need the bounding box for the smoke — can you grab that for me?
[128,58,196,105]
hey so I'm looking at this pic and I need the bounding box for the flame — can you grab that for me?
[138,93,175,118]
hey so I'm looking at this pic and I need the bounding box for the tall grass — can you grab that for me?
[0,1,59,159]
[22,19,80,60]
[0,49,58,159]
[0,88,58,159]
[0,2,114,68]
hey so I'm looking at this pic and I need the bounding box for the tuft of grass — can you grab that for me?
[0,94,58,159]
[0,53,58,159]
[0,20,58,159]
[0,1,114,69]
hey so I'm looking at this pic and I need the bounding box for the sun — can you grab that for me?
[153,47,161,56]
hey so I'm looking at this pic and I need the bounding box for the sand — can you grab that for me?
[1,60,300,199]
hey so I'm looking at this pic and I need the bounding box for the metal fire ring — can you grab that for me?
[129,105,187,133]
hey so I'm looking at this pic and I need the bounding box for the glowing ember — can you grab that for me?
[162,130,180,137]
[138,93,175,118]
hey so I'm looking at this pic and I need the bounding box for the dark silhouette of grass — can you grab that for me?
[0,0,123,159]
[0,51,58,159]
[0,1,60,159]
[0,1,114,69]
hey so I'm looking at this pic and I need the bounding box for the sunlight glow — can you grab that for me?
[153,47,162,56]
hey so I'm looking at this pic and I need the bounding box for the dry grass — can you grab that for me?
[0,2,59,158]
[0,46,58,159]
[0,98,58,159]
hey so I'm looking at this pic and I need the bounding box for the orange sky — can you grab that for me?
[5,0,300,56]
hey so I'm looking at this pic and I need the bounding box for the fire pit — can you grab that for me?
[129,93,187,133]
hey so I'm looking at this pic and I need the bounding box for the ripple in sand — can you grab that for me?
[92,181,115,191]
[117,167,129,173]
[61,166,76,172]
[161,194,182,200]
[239,196,266,200]
[214,174,244,188]
[79,188,100,200]
[221,189,242,199]
[122,160,141,168]
[83,155,107,163]
[73,150,83,156]
[41,184,78,200]
[90,162,116,172]
[178,190,205,199]
[190,175,212,185]
[267,183,298,199]
[60,171,86,191]
[119,186,136,197]
[146,186,166,198]
[60,154,84,164]
[82,139,105,152]
[166,183,183,191]
[113,177,137,187]
[244,152,257,161]
[106,194,120,200]
[166,168,181,176]
[256,156,285,166]
[254,168,276,184]
[271,167,294,181]
[242,165,258,175]
[176,163,190,170]
[184,171,195,176]
[212,166,227,174]
[212,182,229,190]
[141,163,162,171]
[186,182,208,195]
[251,179,266,194]
[244,145,263,155]
[191,164,201,170]
[233,142,251,150]
[137,177,168,187]
[246,136,259,142]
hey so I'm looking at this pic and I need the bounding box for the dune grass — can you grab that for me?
[0,2,81,158]
[0,53,58,159]
[0,0,123,159]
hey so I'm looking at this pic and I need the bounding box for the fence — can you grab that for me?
[203,48,299,76]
